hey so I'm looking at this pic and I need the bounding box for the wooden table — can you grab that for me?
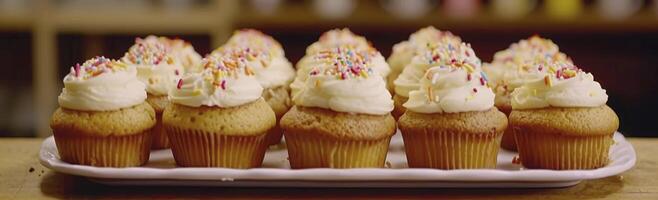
[1,138,656,199]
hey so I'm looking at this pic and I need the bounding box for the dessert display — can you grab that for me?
[392,37,478,119]
[281,46,395,168]
[50,56,155,167]
[47,28,623,174]
[509,60,618,170]
[483,36,572,151]
[290,28,390,98]
[163,53,275,168]
[122,36,183,149]
[215,29,296,146]
[397,43,507,169]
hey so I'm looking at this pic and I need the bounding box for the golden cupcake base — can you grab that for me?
[150,112,170,149]
[515,132,613,170]
[53,131,152,167]
[167,127,268,168]
[284,131,391,169]
[401,131,502,169]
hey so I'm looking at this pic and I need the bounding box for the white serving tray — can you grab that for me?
[39,131,636,188]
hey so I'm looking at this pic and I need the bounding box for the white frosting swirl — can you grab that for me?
[122,37,183,96]
[511,62,608,109]
[388,27,462,75]
[225,29,286,58]
[168,39,203,73]
[213,46,295,89]
[58,57,147,111]
[304,28,371,55]
[403,65,494,113]
[394,41,480,98]
[168,55,263,108]
[483,36,573,107]
[295,75,393,115]
[291,48,390,97]
[292,47,393,115]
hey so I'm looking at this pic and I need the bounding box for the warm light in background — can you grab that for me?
[0,0,657,137]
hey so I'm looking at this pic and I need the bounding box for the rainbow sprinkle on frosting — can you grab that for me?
[226,29,283,56]
[68,56,127,80]
[308,47,375,80]
[123,37,174,65]
[175,52,257,95]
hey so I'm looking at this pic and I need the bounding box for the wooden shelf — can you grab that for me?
[237,3,658,32]
[0,9,33,30]
[52,6,222,34]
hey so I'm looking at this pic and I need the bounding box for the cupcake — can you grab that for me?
[483,36,572,151]
[215,29,296,145]
[50,56,155,167]
[291,28,390,98]
[398,50,507,169]
[392,39,479,119]
[159,36,203,73]
[296,28,372,71]
[122,37,184,149]
[163,53,276,168]
[281,47,396,169]
[387,26,462,92]
[509,60,618,170]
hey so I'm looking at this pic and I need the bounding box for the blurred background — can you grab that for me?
[1,0,657,137]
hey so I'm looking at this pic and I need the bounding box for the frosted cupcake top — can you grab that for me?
[224,29,286,58]
[484,36,572,107]
[293,47,393,115]
[305,28,372,55]
[212,46,295,89]
[297,28,378,75]
[156,36,203,73]
[214,29,295,89]
[388,27,462,74]
[58,56,147,111]
[290,47,390,97]
[122,37,184,96]
[169,53,263,108]
[394,41,481,98]
[511,60,608,110]
[404,63,494,114]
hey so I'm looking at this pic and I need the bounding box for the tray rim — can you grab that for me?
[39,132,636,185]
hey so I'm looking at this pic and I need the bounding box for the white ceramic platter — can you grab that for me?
[40,131,635,188]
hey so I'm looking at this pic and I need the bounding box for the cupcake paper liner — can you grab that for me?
[166,127,268,168]
[150,112,170,149]
[401,130,502,169]
[284,131,391,169]
[265,127,283,146]
[514,131,613,170]
[500,130,517,151]
[53,130,152,167]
